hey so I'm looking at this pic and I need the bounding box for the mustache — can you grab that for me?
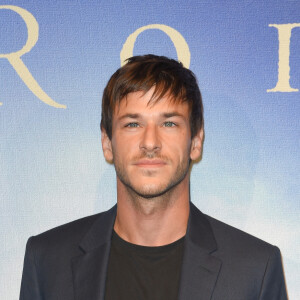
[132,151,169,161]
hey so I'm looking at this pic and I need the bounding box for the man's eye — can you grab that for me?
[125,122,139,128]
[163,121,176,127]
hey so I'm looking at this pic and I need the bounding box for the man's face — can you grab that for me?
[102,88,203,199]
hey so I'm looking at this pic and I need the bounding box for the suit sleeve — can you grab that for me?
[259,246,288,300]
[19,237,42,300]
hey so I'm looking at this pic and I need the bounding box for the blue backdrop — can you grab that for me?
[1,1,299,299]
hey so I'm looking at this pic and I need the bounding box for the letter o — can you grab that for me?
[0,5,38,58]
[120,24,191,68]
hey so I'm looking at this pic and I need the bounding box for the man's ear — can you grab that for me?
[101,128,113,163]
[190,127,204,161]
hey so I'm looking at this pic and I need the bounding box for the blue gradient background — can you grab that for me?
[0,1,299,299]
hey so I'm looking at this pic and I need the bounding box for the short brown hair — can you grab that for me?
[101,54,203,139]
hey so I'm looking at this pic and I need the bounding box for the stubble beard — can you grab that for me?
[113,151,191,204]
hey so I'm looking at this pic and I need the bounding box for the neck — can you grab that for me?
[113,176,190,246]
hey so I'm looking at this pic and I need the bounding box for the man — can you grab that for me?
[20,55,287,300]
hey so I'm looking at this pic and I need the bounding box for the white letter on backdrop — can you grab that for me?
[0,5,66,108]
[120,24,190,68]
[267,23,300,92]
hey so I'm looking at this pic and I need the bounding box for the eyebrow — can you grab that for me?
[118,112,185,120]
[117,113,140,120]
[162,112,185,119]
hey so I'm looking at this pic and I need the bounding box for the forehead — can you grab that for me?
[114,89,190,117]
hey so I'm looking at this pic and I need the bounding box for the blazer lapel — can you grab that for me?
[71,202,221,300]
[178,202,222,300]
[71,205,117,300]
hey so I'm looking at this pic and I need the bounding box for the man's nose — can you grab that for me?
[139,124,161,152]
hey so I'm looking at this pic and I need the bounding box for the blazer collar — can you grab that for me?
[71,202,221,300]
[187,201,218,252]
[79,205,117,252]
[77,202,218,252]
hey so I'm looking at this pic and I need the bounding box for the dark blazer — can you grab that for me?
[20,202,288,300]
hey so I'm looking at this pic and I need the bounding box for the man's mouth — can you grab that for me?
[133,159,167,168]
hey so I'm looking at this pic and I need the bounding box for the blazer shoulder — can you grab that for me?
[28,206,114,256]
[203,214,287,298]
[205,214,278,257]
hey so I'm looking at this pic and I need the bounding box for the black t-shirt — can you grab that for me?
[104,230,185,300]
